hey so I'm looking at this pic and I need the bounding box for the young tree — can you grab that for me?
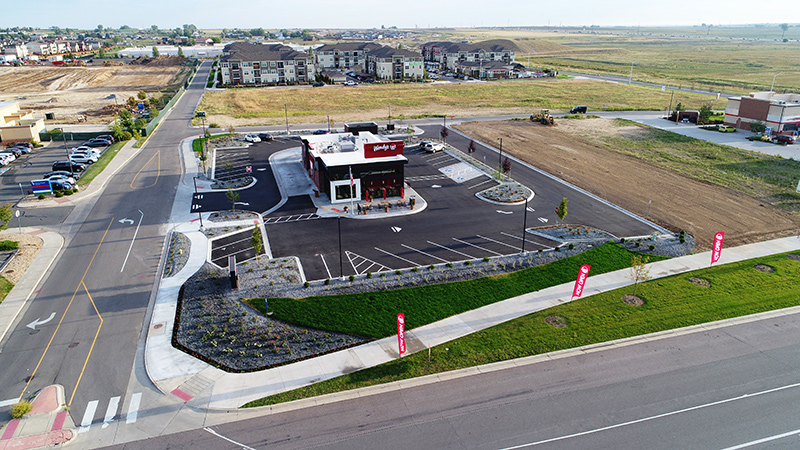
[629,254,652,299]
[151,46,159,57]
[0,204,12,231]
[137,90,147,100]
[440,127,449,142]
[251,227,263,267]
[555,197,568,224]
[780,23,789,41]
[750,120,767,134]
[118,109,134,129]
[177,46,185,58]
[501,156,512,177]
[468,140,476,153]
[226,189,240,214]
[698,105,712,124]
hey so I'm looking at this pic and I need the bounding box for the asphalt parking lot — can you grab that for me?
[210,227,264,269]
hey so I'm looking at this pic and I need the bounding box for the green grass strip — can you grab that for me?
[192,133,232,153]
[0,276,14,307]
[78,140,127,187]
[249,243,667,339]
[244,251,800,408]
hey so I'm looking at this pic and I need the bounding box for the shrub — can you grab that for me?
[348,274,355,282]
[210,123,220,128]
[554,246,560,252]
[464,260,472,266]
[411,267,419,272]
[63,189,73,196]
[54,191,63,198]
[303,281,310,288]
[10,400,32,419]
[445,262,453,268]
[0,240,19,251]
[649,245,656,251]
[568,243,575,250]
[395,270,402,275]
[634,242,640,247]
[428,264,435,270]
[37,194,45,200]
[680,236,686,244]
[324,279,330,285]
[620,237,626,243]
[366,272,372,278]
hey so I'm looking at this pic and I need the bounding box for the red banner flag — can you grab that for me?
[397,313,406,355]
[711,232,725,264]
[572,264,591,298]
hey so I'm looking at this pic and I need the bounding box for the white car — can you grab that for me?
[344,80,357,86]
[69,154,98,164]
[244,134,261,143]
[423,142,445,153]
[0,153,15,165]
[46,174,77,186]
[71,146,92,153]
[71,149,100,159]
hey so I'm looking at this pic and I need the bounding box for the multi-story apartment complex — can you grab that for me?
[315,42,382,72]
[219,42,316,86]
[314,42,423,81]
[421,41,516,72]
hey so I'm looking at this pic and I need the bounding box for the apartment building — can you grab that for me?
[367,46,424,80]
[315,42,381,72]
[421,40,516,72]
[219,42,315,85]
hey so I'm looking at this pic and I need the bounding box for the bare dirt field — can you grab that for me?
[0,56,189,124]
[454,120,800,249]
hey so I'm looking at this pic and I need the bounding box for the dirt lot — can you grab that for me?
[0,56,190,124]
[454,120,800,249]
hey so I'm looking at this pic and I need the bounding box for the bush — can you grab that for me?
[0,240,19,251]
[366,272,372,278]
[37,194,45,200]
[63,189,73,196]
[54,191,63,198]
[10,400,32,419]
[348,274,355,282]
[303,281,310,288]
[483,257,490,262]
[568,243,575,250]
[554,246,561,252]
[210,123,220,128]
[324,279,330,285]
[122,131,133,141]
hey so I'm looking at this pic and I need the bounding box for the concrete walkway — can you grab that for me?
[142,132,800,410]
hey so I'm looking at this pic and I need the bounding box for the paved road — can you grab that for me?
[0,61,211,431]
[108,309,800,450]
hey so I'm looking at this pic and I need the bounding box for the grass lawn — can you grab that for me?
[200,79,718,125]
[244,251,800,408]
[192,133,232,153]
[247,243,667,339]
[77,140,127,187]
[597,119,800,212]
[0,276,13,306]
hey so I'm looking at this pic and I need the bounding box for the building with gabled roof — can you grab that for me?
[366,46,424,80]
[219,42,315,86]
[421,40,516,71]
[315,42,382,72]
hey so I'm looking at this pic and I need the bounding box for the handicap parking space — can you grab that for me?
[210,228,264,269]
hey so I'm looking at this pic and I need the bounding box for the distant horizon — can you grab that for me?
[0,0,794,31]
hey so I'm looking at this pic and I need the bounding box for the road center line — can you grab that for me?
[499,381,800,449]
[120,210,144,273]
[720,427,800,449]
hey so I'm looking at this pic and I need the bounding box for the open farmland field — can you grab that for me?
[421,27,800,93]
[0,56,191,124]
[454,119,800,249]
[199,78,719,127]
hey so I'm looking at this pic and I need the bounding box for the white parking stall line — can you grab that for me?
[476,234,520,250]
[500,231,549,248]
[125,392,141,424]
[79,400,99,433]
[320,254,332,279]
[401,244,449,263]
[346,252,362,274]
[102,396,120,428]
[431,159,454,167]
[467,178,493,190]
[211,247,254,265]
[426,154,451,163]
[362,262,381,273]
[426,241,475,259]
[347,251,391,274]
[452,238,503,256]
[374,247,420,266]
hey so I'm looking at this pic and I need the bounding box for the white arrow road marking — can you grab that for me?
[204,427,256,450]
[79,400,98,433]
[431,184,442,188]
[125,392,141,424]
[102,396,120,429]
[27,312,56,330]
[527,207,535,212]
[257,168,267,171]
[391,226,402,233]
[497,210,513,215]
[538,217,548,223]
[118,218,134,225]
[120,210,144,273]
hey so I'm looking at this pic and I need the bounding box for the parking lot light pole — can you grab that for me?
[498,138,503,168]
[284,104,289,135]
[770,72,784,93]
[56,127,75,180]
[338,216,343,280]
[521,197,528,254]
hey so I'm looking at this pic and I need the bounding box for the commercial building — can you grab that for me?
[219,42,315,86]
[724,92,800,133]
[421,40,516,72]
[301,131,407,204]
[0,102,45,144]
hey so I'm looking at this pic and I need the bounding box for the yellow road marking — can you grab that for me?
[19,219,114,400]
[68,280,102,406]
[130,150,161,189]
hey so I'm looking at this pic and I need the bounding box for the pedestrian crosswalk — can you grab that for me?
[77,392,141,434]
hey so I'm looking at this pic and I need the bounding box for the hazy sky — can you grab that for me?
[2,0,795,30]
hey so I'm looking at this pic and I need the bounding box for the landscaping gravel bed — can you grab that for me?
[172,225,695,371]
[163,232,189,278]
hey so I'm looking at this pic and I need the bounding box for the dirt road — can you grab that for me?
[454,120,800,249]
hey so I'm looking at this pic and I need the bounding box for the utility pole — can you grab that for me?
[628,61,635,84]
[521,198,528,254]
[498,138,503,168]
[284,103,289,134]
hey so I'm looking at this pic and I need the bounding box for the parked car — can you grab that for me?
[717,125,736,132]
[257,133,273,141]
[71,146,93,153]
[46,174,77,186]
[773,135,796,145]
[244,134,261,143]
[81,140,108,148]
[343,80,357,86]
[10,144,31,154]
[95,135,114,142]
[570,105,588,114]
[52,161,86,172]
[423,141,445,153]
[312,129,329,135]
[71,149,100,159]
[49,178,75,191]
[0,153,16,165]
[11,142,32,149]
[2,147,21,157]
[312,82,325,87]
[69,154,98,164]
[43,170,77,179]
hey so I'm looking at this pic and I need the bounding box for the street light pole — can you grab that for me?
[521,197,528,254]
[498,137,503,168]
[770,72,784,93]
[628,61,635,84]
[338,216,343,280]
[193,176,203,228]
[59,128,74,180]
[284,103,289,135]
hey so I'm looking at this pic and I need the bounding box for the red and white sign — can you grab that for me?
[245,165,252,173]
[572,264,591,298]
[711,232,725,264]
[397,313,406,355]
[364,140,404,159]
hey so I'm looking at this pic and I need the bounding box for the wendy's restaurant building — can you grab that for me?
[301,131,407,204]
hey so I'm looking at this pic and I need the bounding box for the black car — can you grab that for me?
[82,140,108,148]
[257,133,273,141]
[312,82,324,87]
[52,161,86,172]
[2,147,22,157]
[95,135,114,142]
[570,105,588,114]
[312,129,329,135]
[11,142,32,149]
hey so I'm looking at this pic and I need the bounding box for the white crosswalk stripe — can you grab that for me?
[126,392,142,424]
[79,400,98,433]
[76,393,142,433]
[102,396,120,429]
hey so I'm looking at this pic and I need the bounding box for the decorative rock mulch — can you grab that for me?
[787,254,800,261]
[206,211,261,223]
[211,176,254,190]
[545,315,567,328]
[163,232,190,278]
[622,294,645,306]
[477,182,532,204]
[688,277,711,288]
[753,264,775,273]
